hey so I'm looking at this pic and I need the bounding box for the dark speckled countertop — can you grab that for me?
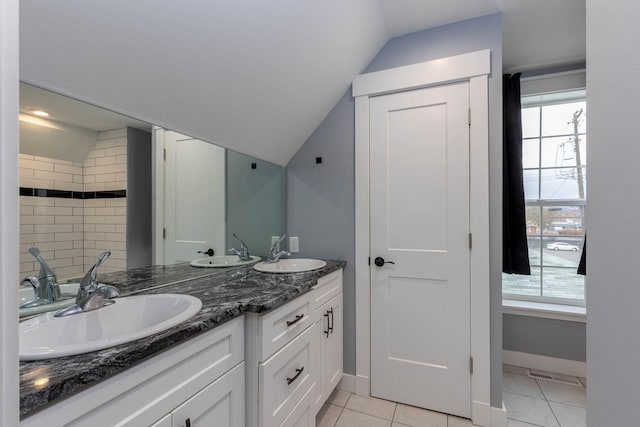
[20,259,346,419]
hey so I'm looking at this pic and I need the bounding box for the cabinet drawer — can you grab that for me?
[310,269,342,311]
[259,322,320,427]
[279,383,317,427]
[259,293,313,361]
[171,362,244,427]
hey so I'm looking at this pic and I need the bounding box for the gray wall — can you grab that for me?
[226,150,283,258]
[503,315,586,361]
[126,127,152,269]
[586,0,640,424]
[286,13,504,407]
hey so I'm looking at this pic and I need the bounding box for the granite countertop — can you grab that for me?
[20,259,346,418]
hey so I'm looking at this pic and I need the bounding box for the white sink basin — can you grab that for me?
[253,258,327,273]
[18,283,80,318]
[190,255,261,268]
[19,294,202,361]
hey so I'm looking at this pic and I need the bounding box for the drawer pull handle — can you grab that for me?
[286,314,304,327]
[287,367,304,385]
[329,308,334,333]
[324,311,330,336]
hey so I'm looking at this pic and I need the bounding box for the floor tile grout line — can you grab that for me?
[546,399,586,409]
[547,400,564,427]
[506,417,546,427]
[332,405,345,427]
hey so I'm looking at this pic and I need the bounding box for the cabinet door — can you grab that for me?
[171,362,244,427]
[313,292,343,415]
[324,293,343,395]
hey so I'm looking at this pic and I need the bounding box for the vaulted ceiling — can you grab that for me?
[20,0,585,165]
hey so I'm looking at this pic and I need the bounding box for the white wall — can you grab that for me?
[586,0,640,425]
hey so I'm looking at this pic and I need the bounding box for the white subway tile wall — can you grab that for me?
[19,129,128,281]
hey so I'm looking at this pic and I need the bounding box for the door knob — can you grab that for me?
[374,257,395,267]
[197,248,215,257]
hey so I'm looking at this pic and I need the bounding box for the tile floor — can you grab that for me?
[502,365,586,427]
[316,365,586,427]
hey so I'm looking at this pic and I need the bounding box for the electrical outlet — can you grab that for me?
[271,236,280,251]
[289,236,299,253]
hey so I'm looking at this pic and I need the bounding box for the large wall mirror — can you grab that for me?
[18,83,283,283]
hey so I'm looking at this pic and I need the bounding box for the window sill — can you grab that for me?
[503,299,586,323]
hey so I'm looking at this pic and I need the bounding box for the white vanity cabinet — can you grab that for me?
[245,269,343,427]
[21,316,245,427]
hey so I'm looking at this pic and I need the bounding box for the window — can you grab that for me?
[503,89,586,306]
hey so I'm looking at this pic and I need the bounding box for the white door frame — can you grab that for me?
[353,50,492,426]
[0,0,19,424]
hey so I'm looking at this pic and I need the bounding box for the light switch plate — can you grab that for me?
[289,236,299,253]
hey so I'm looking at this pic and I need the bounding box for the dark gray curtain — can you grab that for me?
[577,237,586,275]
[503,73,531,275]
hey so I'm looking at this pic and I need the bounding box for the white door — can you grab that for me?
[370,82,471,417]
[164,131,226,263]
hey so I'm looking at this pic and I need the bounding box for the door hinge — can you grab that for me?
[468,233,472,249]
[163,228,166,239]
[163,148,166,161]
[470,356,474,374]
[468,108,471,126]
[368,256,370,266]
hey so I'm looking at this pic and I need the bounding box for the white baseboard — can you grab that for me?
[503,350,586,378]
[490,403,507,427]
[472,401,490,426]
[338,374,356,394]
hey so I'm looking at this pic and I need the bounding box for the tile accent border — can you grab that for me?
[20,187,126,199]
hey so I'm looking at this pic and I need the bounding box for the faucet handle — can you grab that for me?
[270,235,286,252]
[80,251,111,291]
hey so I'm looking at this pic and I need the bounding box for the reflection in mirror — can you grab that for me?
[19,83,152,285]
[156,129,283,264]
[226,150,284,258]
[18,83,284,308]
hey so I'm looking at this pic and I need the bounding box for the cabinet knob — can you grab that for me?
[185,418,191,427]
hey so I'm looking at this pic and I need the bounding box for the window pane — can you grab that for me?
[541,101,586,136]
[522,138,539,168]
[540,136,587,168]
[522,107,540,138]
[542,267,585,300]
[525,206,542,237]
[523,169,539,200]
[540,167,586,200]
[503,269,542,297]
[527,236,542,267]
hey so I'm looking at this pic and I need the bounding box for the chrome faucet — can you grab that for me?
[228,233,251,261]
[266,235,290,263]
[55,251,120,317]
[19,247,62,308]
[19,275,63,308]
[29,246,59,295]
